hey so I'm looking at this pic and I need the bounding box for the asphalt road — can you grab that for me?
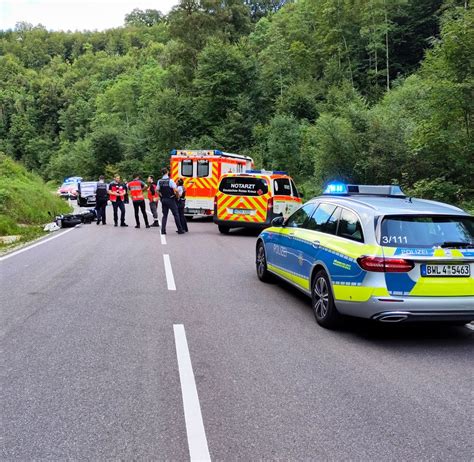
[1,202,473,461]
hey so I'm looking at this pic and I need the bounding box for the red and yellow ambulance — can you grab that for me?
[170,149,254,217]
[214,170,302,233]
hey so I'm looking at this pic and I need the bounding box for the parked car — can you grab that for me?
[57,177,82,199]
[256,182,474,329]
[77,181,98,207]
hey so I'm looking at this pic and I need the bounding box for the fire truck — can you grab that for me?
[170,149,254,217]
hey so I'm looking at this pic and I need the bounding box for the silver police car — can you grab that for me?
[256,183,474,328]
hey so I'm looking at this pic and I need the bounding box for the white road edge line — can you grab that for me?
[161,234,167,245]
[0,227,77,262]
[173,324,211,462]
[163,254,176,290]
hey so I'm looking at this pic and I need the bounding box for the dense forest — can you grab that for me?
[0,0,472,206]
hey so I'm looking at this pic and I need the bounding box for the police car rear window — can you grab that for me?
[219,177,268,196]
[380,215,474,247]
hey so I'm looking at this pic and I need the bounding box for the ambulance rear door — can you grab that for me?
[181,157,216,214]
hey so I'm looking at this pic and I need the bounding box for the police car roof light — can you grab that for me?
[323,182,406,197]
[323,182,348,195]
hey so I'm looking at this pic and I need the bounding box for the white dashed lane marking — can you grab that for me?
[163,254,176,290]
[173,324,211,462]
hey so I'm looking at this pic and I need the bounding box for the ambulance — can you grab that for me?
[170,150,254,217]
[214,170,302,233]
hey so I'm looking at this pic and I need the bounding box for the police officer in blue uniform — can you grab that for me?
[158,168,184,235]
[95,175,108,225]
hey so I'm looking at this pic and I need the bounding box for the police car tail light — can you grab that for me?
[357,256,414,273]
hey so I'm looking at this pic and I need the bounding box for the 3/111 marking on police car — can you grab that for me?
[163,254,176,290]
[173,324,211,462]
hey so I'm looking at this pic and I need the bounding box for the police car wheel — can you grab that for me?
[256,242,272,282]
[312,270,341,329]
[218,225,230,234]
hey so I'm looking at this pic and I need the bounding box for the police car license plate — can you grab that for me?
[233,209,252,215]
[421,264,470,277]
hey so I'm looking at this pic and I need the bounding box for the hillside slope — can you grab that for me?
[0,153,71,244]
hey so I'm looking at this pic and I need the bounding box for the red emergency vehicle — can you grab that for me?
[170,149,254,217]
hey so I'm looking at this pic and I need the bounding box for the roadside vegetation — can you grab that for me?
[0,154,71,246]
[0,0,472,209]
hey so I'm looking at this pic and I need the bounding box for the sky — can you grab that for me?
[0,0,179,31]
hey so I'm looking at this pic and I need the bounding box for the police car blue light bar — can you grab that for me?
[324,182,348,195]
[323,182,406,197]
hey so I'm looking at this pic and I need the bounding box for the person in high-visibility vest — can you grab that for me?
[127,175,150,229]
[147,175,160,227]
[108,174,128,227]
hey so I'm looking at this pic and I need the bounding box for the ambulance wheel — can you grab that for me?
[256,242,272,282]
[311,270,341,329]
[218,225,230,234]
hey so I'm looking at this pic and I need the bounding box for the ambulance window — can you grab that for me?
[290,180,300,198]
[181,160,193,177]
[197,160,210,177]
[286,204,316,228]
[273,178,291,196]
[337,209,364,242]
[307,203,339,234]
[219,177,268,196]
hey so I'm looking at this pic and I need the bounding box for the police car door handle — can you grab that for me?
[312,240,320,248]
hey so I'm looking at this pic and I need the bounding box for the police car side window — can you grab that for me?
[337,209,364,242]
[306,203,338,234]
[286,204,315,228]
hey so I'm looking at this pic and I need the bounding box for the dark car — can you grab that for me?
[77,181,98,207]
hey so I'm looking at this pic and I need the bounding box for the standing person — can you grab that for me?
[128,175,150,229]
[158,168,184,235]
[108,175,128,227]
[147,175,160,227]
[176,178,188,232]
[95,175,108,225]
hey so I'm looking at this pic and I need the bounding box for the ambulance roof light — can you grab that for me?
[323,182,406,197]
[245,169,288,175]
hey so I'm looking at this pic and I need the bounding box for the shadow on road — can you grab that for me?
[274,278,473,346]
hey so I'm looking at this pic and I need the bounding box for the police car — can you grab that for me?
[256,183,474,328]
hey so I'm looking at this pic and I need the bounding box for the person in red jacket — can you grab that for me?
[147,175,160,227]
[108,175,128,227]
[127,175,150,229]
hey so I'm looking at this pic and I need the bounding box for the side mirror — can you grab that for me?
[271,216,285,227]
